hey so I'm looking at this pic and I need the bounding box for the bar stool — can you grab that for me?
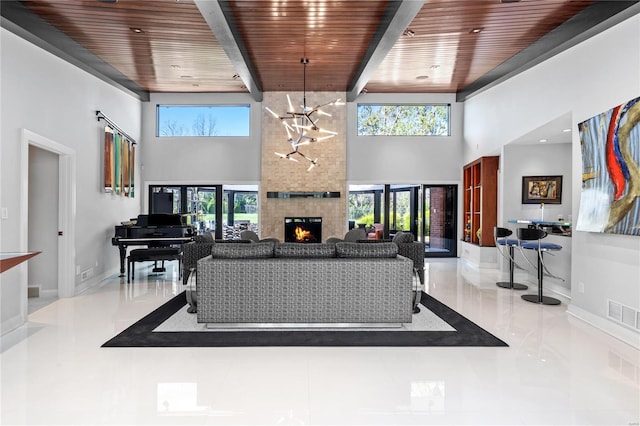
[516,227,562,305]
[494,227,528,290]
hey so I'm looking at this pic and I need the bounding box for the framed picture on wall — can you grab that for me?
[522,176,562,204]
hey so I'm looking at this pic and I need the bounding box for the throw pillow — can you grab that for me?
[211,241,275,259]
[392,231,414,244]
[274,243,336,258]
[335,242,398,258]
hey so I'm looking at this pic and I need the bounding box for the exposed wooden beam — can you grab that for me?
[346,0,425,102]
[195,0,263,102]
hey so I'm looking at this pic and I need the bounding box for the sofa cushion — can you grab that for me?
[274,243,336,258]
[211,241,275,259]
[335,242,398,258]
[392,231,414,244]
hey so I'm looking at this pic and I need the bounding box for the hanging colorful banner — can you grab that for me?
[103,125,135,198]
[104,126,114,192]
[129,143,135,198]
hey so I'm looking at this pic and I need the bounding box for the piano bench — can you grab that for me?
[127,248,182,283]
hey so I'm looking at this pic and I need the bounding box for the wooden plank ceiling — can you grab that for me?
[22,0,242,93]
[17,0,599,96]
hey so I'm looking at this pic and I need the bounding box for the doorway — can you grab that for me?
[348,183,457,257]
[20,130,76,321]
[27,146,59,312]
[423,185,457,257]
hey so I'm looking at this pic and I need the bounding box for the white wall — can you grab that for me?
[463,13,640,346]
[501,143,573,296]
[141,93,465,186]
[1,28,142,334]
[501,143,572,226]
[347,93,464,184]
[140,93,262,186]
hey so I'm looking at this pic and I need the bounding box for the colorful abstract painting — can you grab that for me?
[103,126,134,198]
[577,96,640,235]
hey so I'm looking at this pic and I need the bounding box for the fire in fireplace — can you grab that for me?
[284,217,322,243]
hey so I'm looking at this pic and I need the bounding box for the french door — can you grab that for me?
[422,185,457,257]
[348,184,457,257]
[148,184,259,239]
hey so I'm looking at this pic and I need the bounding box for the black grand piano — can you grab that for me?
[112,214,194,276]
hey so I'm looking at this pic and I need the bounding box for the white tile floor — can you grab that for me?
[1,259,639,425]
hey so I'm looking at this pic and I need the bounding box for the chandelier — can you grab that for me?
[266,58,344,171]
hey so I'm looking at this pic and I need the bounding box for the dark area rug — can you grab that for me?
[102,292,508,347]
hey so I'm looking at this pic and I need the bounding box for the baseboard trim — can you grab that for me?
[40,289,58,298]
[75,268,120,295]
[1,313,27,337]
[567,304,640,350]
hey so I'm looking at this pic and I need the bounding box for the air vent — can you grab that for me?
[608,299,640,330]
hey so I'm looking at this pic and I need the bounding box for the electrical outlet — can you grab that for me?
[76,265,81,275]
[1,208,8,219]
[81,271,88,281]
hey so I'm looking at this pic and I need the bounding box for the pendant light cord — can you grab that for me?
[301,58,308,109]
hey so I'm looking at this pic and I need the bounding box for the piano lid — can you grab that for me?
[136,214,184,227]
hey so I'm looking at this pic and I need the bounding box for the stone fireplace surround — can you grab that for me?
[260,91,347,242]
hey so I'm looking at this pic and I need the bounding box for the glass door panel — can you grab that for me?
[348,184,384,232]
[222,185,259,239]
[150,186,181,214]
[389,185,419,237]
[423,185,457,257]
[194,187,217,235]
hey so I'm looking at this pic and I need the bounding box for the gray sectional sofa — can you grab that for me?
[184,240,416,327]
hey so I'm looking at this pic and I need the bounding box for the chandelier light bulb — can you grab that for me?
[266,58,343,171]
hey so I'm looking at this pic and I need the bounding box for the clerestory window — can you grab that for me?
[357,104,450,136]
[156,105,250,137]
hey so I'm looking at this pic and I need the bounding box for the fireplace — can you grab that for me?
[284,217,322,243]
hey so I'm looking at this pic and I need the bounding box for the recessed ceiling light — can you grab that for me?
[192,83,199,87]
[562,128,571,133]
[416,75,429,80]
[539,139,548,143]
[129,27,144,34]
[430,65,440,69]
[170,64,181,69]
[403,29,415,38]
[180,75,193,79]
[470,27,484,34]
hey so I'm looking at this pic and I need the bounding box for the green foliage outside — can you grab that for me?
[357,104,450,136]
[233,193,257,213]
[355,212,411,230]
